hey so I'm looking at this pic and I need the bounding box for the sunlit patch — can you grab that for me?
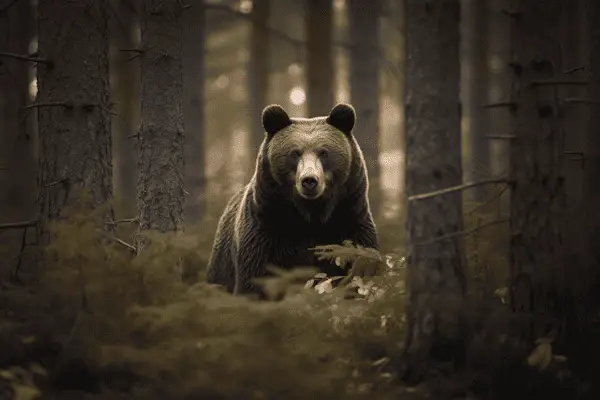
[333,0,346,11]
[239,0,252,14]
[287,63,302,77]
[29,37,38,54]
[213,74,230,90]
[231,84,246,102]
[289,86,306,106]
[28,78,38,100]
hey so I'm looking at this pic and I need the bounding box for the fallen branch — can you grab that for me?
[0,220,37,230]
[414,218,509,247]
[0,51,52,66]
[408,178,510,202]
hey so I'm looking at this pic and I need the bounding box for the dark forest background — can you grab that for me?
[0,0,599,399]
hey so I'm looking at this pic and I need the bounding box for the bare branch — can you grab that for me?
[105,217,139,226]
[119,48,144,53]
[24,102,72,110]
[485,134,516,140]
[205,4,305,48]
[529,80,587,88]
[466,185,509,215]
[111,236,137,252]
[501,9,520,18]
[408,178,510,202]
[24,101,115,115]
[483,101,517,111]
[0,0,22,16]
[415,218,509,247]
[0,220,37,230]
[45,179,67,188]
[563,66,584,74]
[0,51,52,66]
[564,98,600,104]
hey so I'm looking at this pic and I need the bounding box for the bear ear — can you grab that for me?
[262,104,292,136]
[326,103,356,135]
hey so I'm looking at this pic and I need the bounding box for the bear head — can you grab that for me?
[259,103,359,221]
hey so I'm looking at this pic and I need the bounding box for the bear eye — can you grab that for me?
[318,149,329,159]
[290,149,301,159]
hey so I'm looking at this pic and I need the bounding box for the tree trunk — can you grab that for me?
[183,0,206,225]
[305,0,334,116]
[137,0,185,243]
[461,0,489,202]
[249,0,270,157]
[403,0,466,382]
[507,0,567,342]
[36,0,114,245]
[583,0,600,314]
[0,0,34,221]
[109,0,141,219]
[348,0,381,216]
[558,0,588,342]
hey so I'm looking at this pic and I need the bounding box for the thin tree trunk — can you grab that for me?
[183,0,206,226]
[461,0,489,202]
[486,0,512,186]
[583,0,600,312]
[559,0,587,342]
[0,0,34,221]
[507,0,567,342]
[109,0,141,219]
[249,0,270,157]
[137,0,185,245]
[36,0,114,245]
[305,0,334,116]
[348,0,381,215]
[403,0,466,382]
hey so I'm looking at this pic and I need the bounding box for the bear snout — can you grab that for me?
[301,176,318,190]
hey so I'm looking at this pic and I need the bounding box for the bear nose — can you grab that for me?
[301,176,319,190]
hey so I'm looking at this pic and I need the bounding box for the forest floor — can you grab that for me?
[0,199,598,400]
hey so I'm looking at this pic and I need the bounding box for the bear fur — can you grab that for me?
[205,103,379,297]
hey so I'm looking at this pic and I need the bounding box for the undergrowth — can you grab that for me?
[1,190,591,399]
[2,194,408,399]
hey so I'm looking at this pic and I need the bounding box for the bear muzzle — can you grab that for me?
[296,152,325,199]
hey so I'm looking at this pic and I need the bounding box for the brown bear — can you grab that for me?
[205,103,379,297]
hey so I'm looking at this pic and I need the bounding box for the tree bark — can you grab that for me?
[461,0,489,202]
[137,0,185,242]
[0,0,34,221]
[249,0,270,157]
[485,0,511,191]
[583,0,600,314]
[109,0,141,219]
[348,0,381,215]
[558,0,588,341]
[183,0,206,225]
[403,0,467,382]
[507,0,567,342]
[36,0,114,245]
[305,0,334,116]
